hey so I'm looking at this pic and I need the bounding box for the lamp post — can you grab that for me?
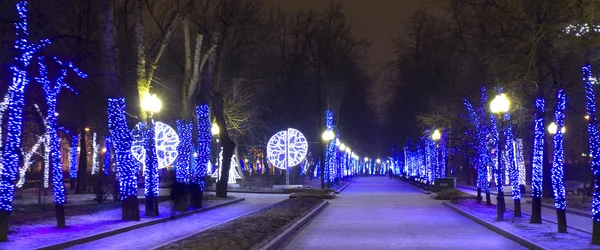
[211,123,219,177]
[321,130,334,188]
[141,93,161,217]
[490,93,510,221]
[432,129,441,181]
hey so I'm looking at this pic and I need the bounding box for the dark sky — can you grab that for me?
[264,0,439,155]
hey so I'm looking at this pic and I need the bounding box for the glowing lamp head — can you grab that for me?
[141,93,162,113]
[547,122,565,134]
[339,143,346,151]
[490,93,510,114]
[101,147,107,153]
[84,127,90,132]
[211,123,220,136]
[376,159,381,164]
[364,157,368,161]
[322,130,335,142]
[585,114,590,120]
[431,129,441,141]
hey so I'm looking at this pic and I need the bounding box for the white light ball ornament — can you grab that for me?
[131,121,180,169]
[267,128,308,170]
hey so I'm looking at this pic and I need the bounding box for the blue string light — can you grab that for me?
[504,114,520,200]
[70,135,79,178]
[0,0,51,212]
[108,98,139,199]
[583,65,600,221]
[194,105,211,191]
[104,135,111,176]
[144,122,159,198]
[490,114,503,195]
[532,98,544,198]
[36,56,86,205]
[325,110,335,185]
[176,120,192,185]
[551,89,567,210]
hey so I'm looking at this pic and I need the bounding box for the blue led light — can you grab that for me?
[532,98,544,198]
[104,135,111,176]
[176,120,192,185]
[583,65,600,220]
[551,89,567,210]
[108,98,139,199]
[144,122,159,198]
[194,105,211,191]
[503,114,520,200]
[325,110,335,184]
[70,135,79,178]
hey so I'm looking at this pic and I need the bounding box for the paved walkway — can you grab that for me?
[66,193,287,250]
[457,186,592,233]
[284,177,525,250]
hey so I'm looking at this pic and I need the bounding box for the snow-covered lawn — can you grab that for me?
[453,199,600,250]
[0,195,236,250]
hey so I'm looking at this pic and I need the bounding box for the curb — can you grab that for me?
[335,177,359,194]
[204,190,285,195]
[456,184,532,198]
[259,200,329,250]
[35,197,245,250]
[442,202,545,250]
[395,179,430,194]
[150,204,267,250]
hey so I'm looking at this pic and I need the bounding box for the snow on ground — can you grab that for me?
[0,197,235,250]
[454,199,600,250]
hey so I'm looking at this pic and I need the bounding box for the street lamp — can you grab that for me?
[548,122,566,134]
[140,92,161,217]
[339,143,346,151]
[211,123,220,136]
[376,158,381,164]
[490,93,510,221]
[432,129,441,141]
[322,130,335,142]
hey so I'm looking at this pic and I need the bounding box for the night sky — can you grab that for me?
[264,0,439,155]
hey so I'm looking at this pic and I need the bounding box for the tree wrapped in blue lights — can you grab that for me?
[36,55,87,228]
[325,110,336,187]
[144,122,159,217]
[192,104,211,208]
[104,136,111,176]
[530,97,544,223]
[503,114,521,217]
[583,65,600,243]
[108,98,140,221]
[70,135,79,179]
[0,1,51,240]
[551,89,567,232]
[174,120,192,211]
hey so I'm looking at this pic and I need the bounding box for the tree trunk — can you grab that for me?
[77,131,87,194]
[213,93,235,198]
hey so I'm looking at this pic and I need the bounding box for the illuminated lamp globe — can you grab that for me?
[322,130,335,142]
[431,129,441,141]
[376,158,381,164]
[548,122,565,134]
[141,93,162,113]
[364,157,368,161]
[339,143,347,151]
[211,123,220,136]
[490,93,510,114]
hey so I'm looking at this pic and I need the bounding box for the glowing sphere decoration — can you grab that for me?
[267,128,308,170]
[131,121,180,169]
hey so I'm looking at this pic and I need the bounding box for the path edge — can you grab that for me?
[259,200,329,250]
[335,177,359,194]
[442,201,545,250]
[395,178,430,194]
[35,197,245,250]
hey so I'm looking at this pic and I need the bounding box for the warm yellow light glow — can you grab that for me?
[376,159,381,164]
[585,114,590,120]
[339,143,346,151]
[101,147,107,153]
[322,130,335,142]
[432,129,441,141]
[364,157,368,161]
[490,93,510,114]
[211,123,220,135]
[548,122,565,134]
[84,127,90,132]
[141,93,162,113]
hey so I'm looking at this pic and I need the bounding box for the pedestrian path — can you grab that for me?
[284,177,525,250]
[66,193,287,250]
[456,186,592,233]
